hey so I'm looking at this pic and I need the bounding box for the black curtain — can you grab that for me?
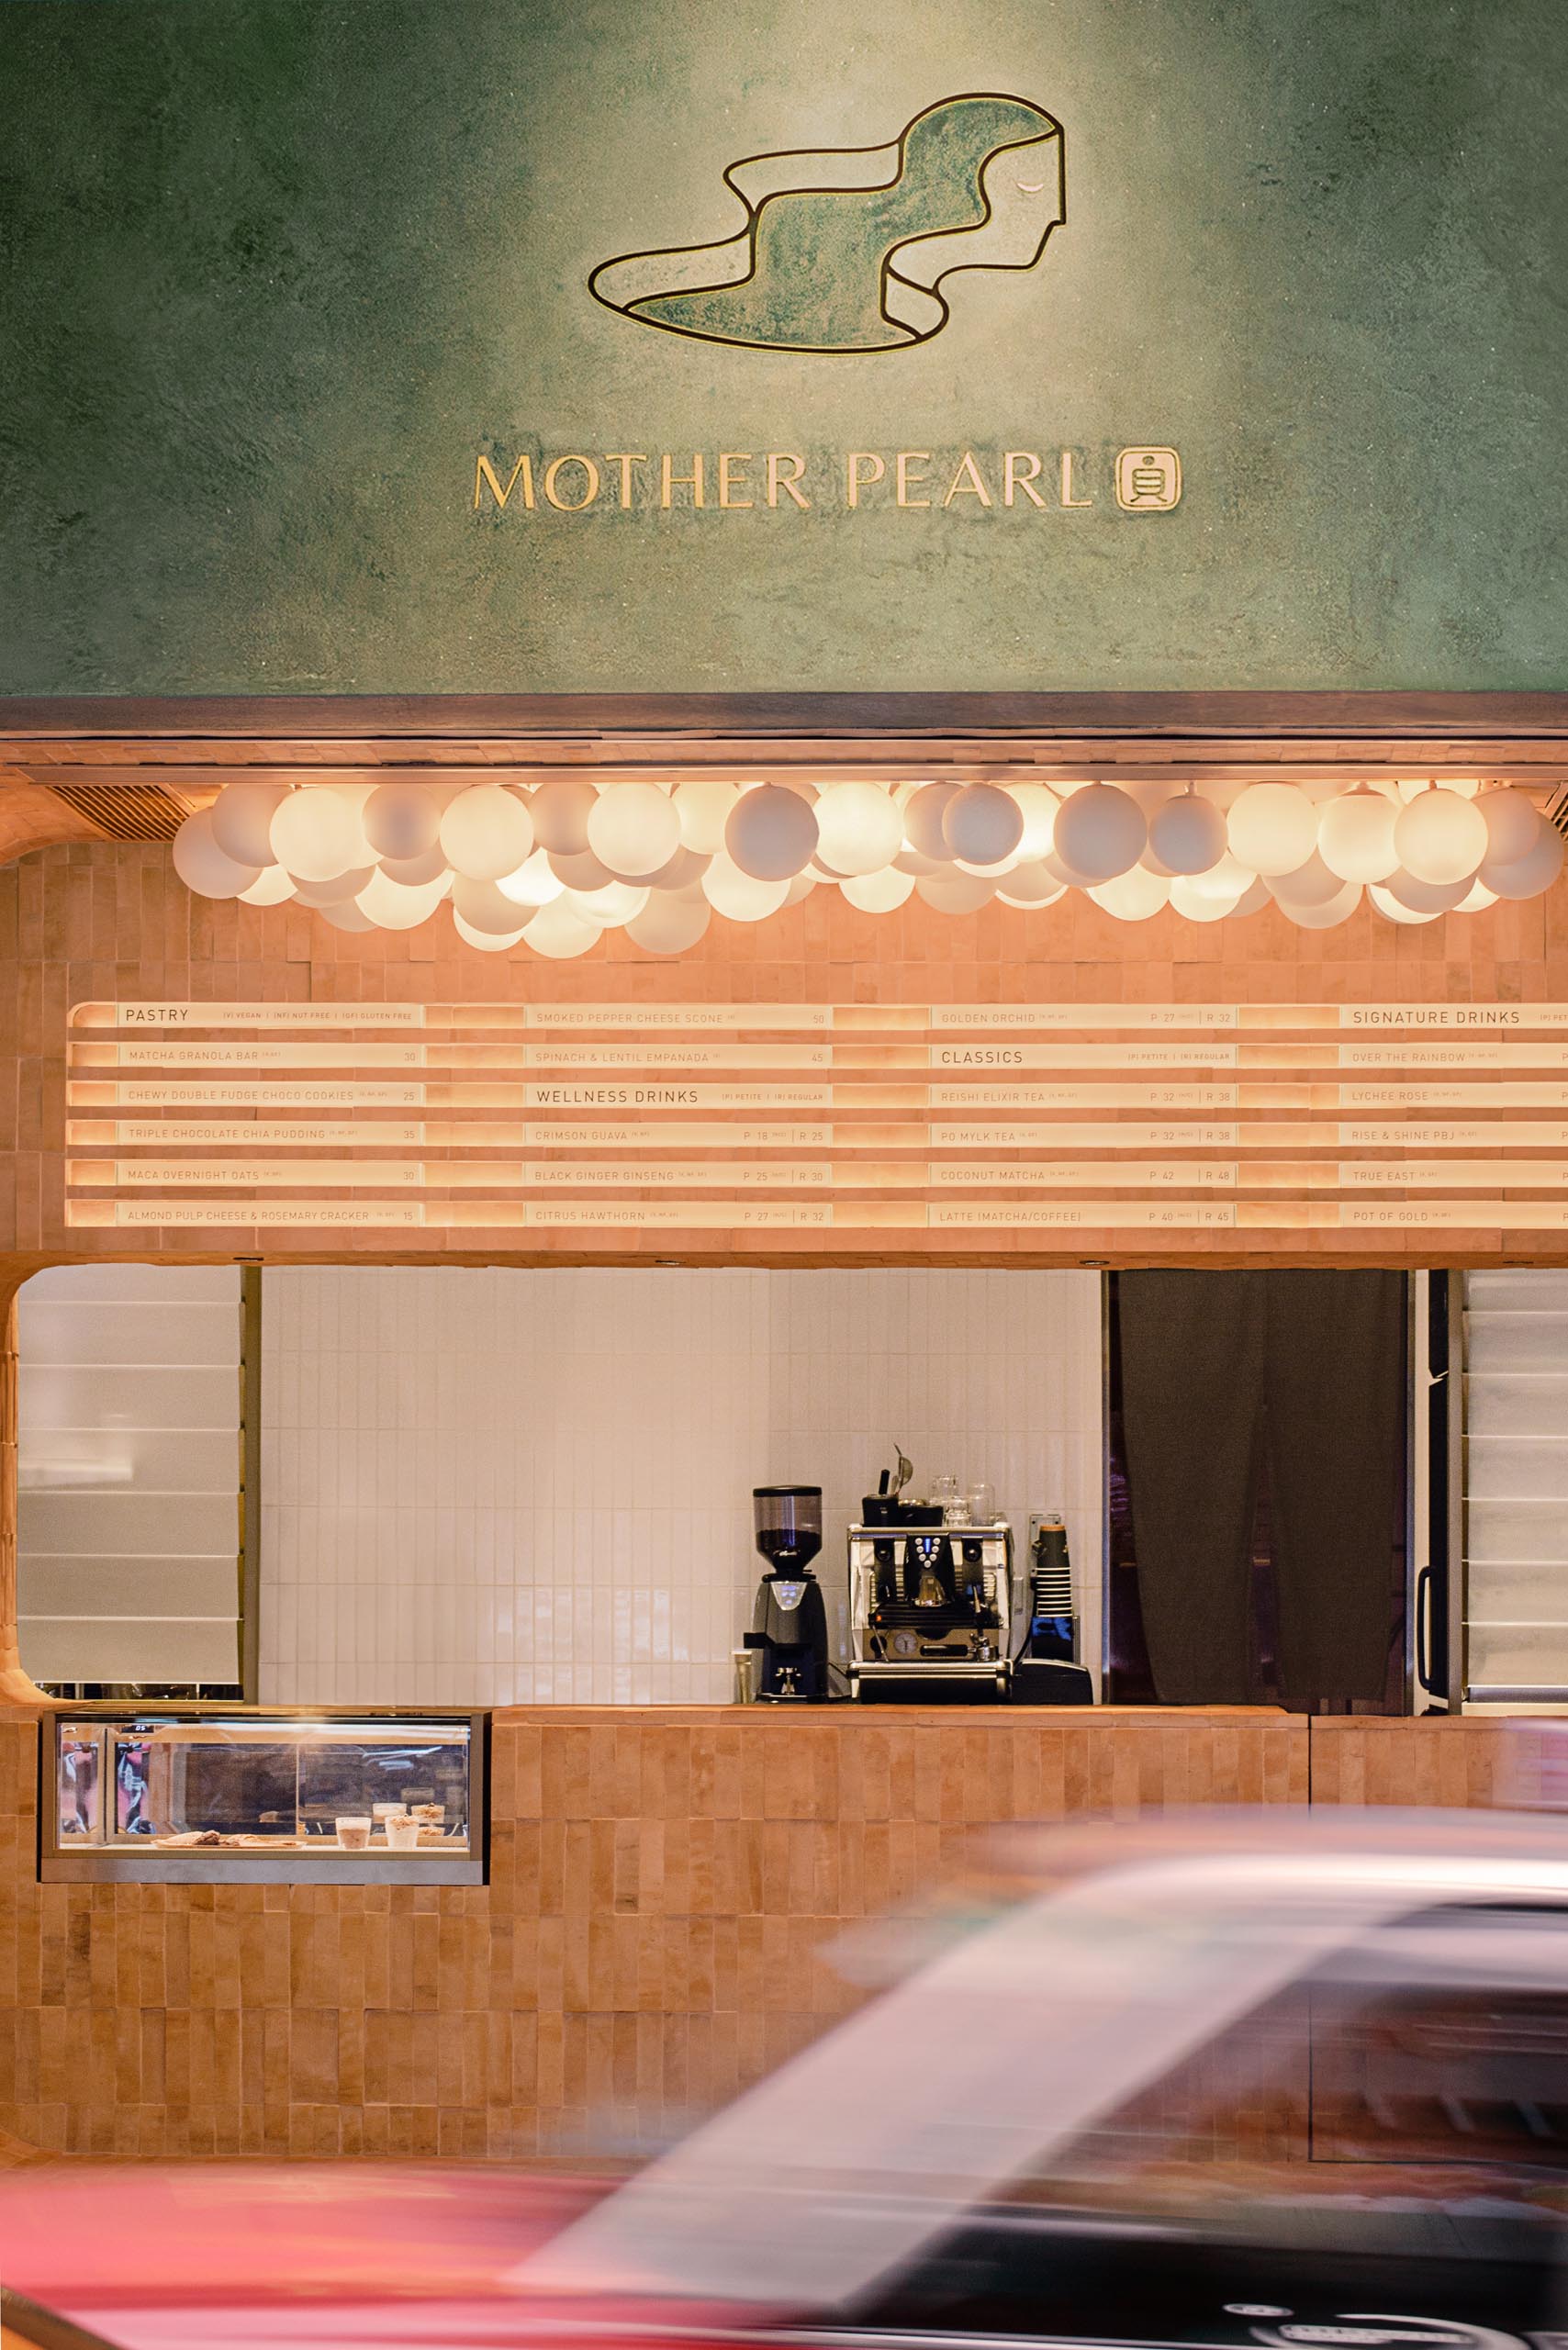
[1117,1270,1405,1708]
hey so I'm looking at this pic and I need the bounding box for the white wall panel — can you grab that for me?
[17,1265,242,1687]
[1464,1270,1568,1696]
[259,1267,1103,1707]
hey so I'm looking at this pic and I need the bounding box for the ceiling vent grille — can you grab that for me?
[39,782,195,841]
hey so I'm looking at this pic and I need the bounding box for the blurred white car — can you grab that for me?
[532,1808,1568,2342]
[5,1809,1568,2350]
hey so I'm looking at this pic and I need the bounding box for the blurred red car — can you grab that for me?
[6,1811,1568,2350]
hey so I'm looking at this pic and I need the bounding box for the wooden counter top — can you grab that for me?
[487,1702,1294,1722]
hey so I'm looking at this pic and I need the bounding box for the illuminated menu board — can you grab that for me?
[61,999,1568,1237]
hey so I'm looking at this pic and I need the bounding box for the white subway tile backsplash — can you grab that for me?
[259,1267,1103,1707]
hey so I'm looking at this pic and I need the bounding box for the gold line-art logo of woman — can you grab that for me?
[589,92,1065,353]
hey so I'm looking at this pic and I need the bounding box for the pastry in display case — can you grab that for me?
[42,1711,486,1884]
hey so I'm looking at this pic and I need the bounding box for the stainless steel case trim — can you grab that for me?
[39,1707,488,1886]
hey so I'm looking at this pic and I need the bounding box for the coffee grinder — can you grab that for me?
[745,1485,829,1702]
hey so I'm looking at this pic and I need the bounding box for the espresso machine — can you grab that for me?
[745,1485,830,1702]
[848,1519,1014,1701]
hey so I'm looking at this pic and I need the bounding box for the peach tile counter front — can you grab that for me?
[0,1705,1307,2158]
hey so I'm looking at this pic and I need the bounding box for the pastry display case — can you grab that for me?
[42,1709,486,1884]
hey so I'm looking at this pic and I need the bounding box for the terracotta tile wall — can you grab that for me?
[1,1705,1305,2158]
[1308,1715,1540,1807]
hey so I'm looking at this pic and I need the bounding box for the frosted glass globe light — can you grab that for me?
[1087,867,1170,921]
[1454,878,1499,912]
[1396,773,1478,802]
[1005,782,1058,859]
[530,777,599,855]
[1478,786,1544,866]
[1369,884,1441,926]
[317,898,376,934]
[326,784,375,867]
[211,782,291,867]
[997,859,1067,908]
[1183,849,1258,905]
[1039,846,1093,888]
[1147,788,1227,876]
[356,868,451,931]
[548,847,614,891]
[1170,874,1242,923]
[288,864,375,907]
[1393,786,1488,886]
[902,782,961,860]
[1317,787,1399,883]
[840,867,915,912]
[628,895,712,954]
[269,788,365,882]
[723,785,819,880]
[454,910,532,952]
[951,851,1025,882]
[646,845,710,893]
[673,778,740,854]
[237,865,297,907]
[565,880,649,927]
[1275,880,1361,928]
[1226,782,1318,877]
[378,843,449,887]
[1479,823,1565,900]
[440,784,534,881]
[1268,851,1347,908]
[453,875,536,934]
[1050,783,1147,883]
[814,783,903,876]
[914,870,995,914]
[172,811,262,899]
[524,899,604,959]
[364,782,443,861]
[942,783,1025,867]
[783,870,818,905]
[497,848,565,907]
[1384,869,1473,914]
[586,782,680,879]
[703,852,790,921]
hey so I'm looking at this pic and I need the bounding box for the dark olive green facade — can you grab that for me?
[1,0,1563,694]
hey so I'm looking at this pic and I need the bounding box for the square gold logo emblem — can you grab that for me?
[1115,447,1182,511]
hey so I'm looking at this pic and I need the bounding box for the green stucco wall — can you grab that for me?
[1,0,1563,695]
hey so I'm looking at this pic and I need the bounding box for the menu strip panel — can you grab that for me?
[62,1001,1568,1244]
[73,1001,1568,1035]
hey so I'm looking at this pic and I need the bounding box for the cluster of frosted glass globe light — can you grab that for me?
[169,775,1565,957]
